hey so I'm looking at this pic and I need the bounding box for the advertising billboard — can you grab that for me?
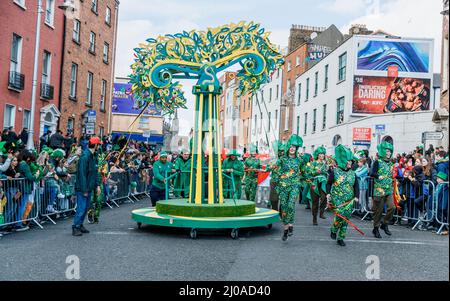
[357,40,430,73]
[352,127,372,146]
[112,83,162,116]
[353,76,431,114]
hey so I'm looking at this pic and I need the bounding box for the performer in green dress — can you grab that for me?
[273,135,304,241]
[173,149,191,198]
[222,149,245,199]
[327,145,359,247]
[244,144,261,202]
[306,146,328,225]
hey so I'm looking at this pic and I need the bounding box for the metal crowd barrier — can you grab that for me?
[435,182,449,235]
[0,178,42,230]
[107,169,132,206]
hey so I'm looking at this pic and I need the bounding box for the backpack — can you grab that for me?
[66,155,79,174]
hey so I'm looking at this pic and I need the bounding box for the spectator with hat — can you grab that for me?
[149,151,173,206]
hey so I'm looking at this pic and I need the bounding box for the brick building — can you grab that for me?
[219,71,237,149]
[58,0,119,138]
[239,92,252,153]
[0,0,65,144]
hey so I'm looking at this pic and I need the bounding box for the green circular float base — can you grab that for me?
[131,206,280,229]
[156,199,256,217]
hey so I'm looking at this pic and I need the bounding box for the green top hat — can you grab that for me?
[335,144,354,170]
[354,150,366,161]
[437,171,448,181]
[227,149,240,157]
[313,146,326,160]
[285,134,303,155]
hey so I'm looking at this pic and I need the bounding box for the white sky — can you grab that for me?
[114,0,444,135]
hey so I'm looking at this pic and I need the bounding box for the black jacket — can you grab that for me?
[75,149,100,193]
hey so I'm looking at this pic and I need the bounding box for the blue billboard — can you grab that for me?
[112,83,162,116]
[357,40,430,73]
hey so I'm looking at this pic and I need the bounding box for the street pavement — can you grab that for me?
[0,198,448,281]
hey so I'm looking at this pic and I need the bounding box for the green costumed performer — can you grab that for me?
[268,140,285,214]
[306,146,328,225]
[299,153,312,208]
[244,144,261,202]
[327,144,359,247]
[222,149,244,199]
[273,134,304,241]
[370,141,395,239]
[150,151,173,206]
[88,151,108,224]
[173,149,191,198]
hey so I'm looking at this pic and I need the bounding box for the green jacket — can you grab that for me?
[18,161,40,194]
[305,160,328,194]
[75,149,100,194]
[275,156,303,188]
[222,158,244,179]
[152,160,173,190]
[173,157,191,196]
[244,157,261,182]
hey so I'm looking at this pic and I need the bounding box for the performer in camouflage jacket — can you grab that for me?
[222,150,244,199]
[305,146,328,225]
[244,144,261,202]
[327,145,359,247]
[268,140,285,213]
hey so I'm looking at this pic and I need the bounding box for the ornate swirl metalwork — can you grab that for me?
[129,21,284,114]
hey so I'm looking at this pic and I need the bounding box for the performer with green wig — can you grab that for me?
[370,141,395,239]
[306,146,328,225]
[244,144,261,202]
[222,150,245,199]
[327,145,359,246]
[173,149,191,198]
[272,134,305,241]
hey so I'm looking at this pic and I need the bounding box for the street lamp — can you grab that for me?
[26,0,76,150]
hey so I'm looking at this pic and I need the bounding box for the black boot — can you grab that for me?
[372,227,382,239]
[79,225,90,234]
[282,229,289,241]
[380,223,392,236]
[337,239,346,247]
[72,227,82,236]
[313,216,318,226]
[330,231,337,240]
[288,226,293,236]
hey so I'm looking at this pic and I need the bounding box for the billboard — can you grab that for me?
[357,40,430,73]
[352,127,372,146]
[353,76,431,114]
[112,83,162,116]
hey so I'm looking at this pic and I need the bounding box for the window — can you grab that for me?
[324,64,329,90]
[14,0,26,8]
[22,109,30,129]
[276,84,279,99]
[284,108,290,131]
[91,0,98,13]
[287,79,291,94]
[248,98,251,110]
[314,72,318,97]
[275,110,278,129]
[105,7,111,25]
[99,126,104,137]
[10,34,22,74]
[287,61,291,71]
[336,97,344,124]
[254,115,257,134]
[312,109,317,133]
[103,42,109,63]
[67,118,74,134]
[306,78,310,100]
[296,56,300,66]
[100,80,107,111]
[243,98,246,112]
[42,51,51,85]
[338,52,347,82]
[268,112,271,131]
[45,0,55,26]
[269,88,272,102]
[303,113,308,136]
[296,116,300,135]
[86,72,93,105]
[70,63,78,98]
[297,83,301,105]
[73,19,81,43]
[276,69,280,78]
[89,32,96,54]
[259,113,263,133]
[3,105,16,129]
[322,104,327,130]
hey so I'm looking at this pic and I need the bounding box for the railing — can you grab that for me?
[40,83,54,100]
[8,71,25,91]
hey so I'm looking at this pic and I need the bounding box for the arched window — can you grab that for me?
[382,135,393,145]
[44,112,53,123]
[332,134,342,146]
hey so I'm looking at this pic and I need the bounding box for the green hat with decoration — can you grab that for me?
[41,146,54,155]
[227,149,241,157]
[313,146,326,160]
[51,148,66,159]
[335,144,354,170]
[285,134,303,154]
[377,141,394,160]
[437,172,448,181]
[354,150,366,161]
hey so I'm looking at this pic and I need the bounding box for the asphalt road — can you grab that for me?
[0,198,448,281]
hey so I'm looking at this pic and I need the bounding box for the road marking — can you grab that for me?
[266,237,448,247]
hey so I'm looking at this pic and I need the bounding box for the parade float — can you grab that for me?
[130,21,284,239]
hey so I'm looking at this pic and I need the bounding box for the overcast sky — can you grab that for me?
[114,0,444,135]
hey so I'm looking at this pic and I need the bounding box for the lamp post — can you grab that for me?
[26,0,76,150]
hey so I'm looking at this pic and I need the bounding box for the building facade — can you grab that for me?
[58,0,119,138]
[238,91,252,153]
[294,34,436,155]
[0,0,65,143]
[441,0,449,111]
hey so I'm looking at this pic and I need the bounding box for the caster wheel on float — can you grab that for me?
[137,222,142,229]
[267,224,272,230]
[231,228,239,239]
[190,228,198,239]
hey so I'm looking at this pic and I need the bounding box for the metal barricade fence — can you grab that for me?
[434,182,449,235]
[38,175,77,224]
[0,178,42,230]
[107,170,131,207]
[129,168,151,201]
